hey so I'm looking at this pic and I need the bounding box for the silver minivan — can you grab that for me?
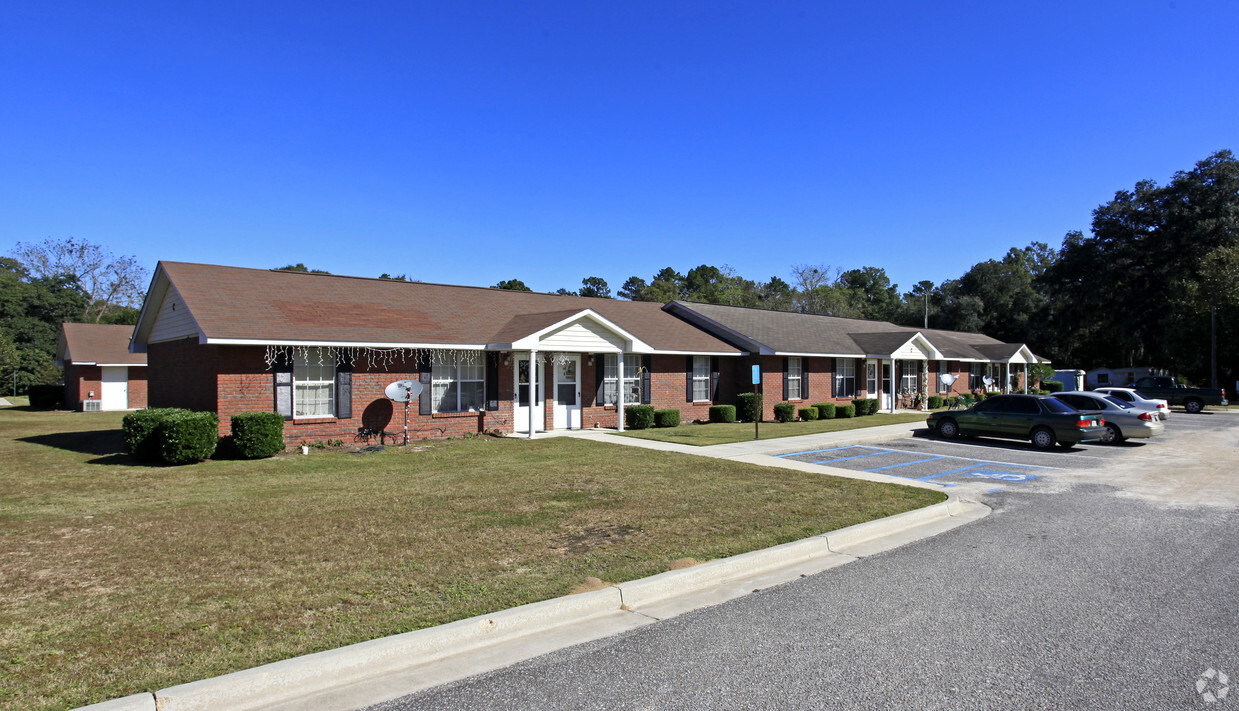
[1052,391,1166,444]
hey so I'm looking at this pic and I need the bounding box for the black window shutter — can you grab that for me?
[831,357,837,398]
[641,355,652,405]
[686,356,694,402]
[273,351,293,420]
[710,356,719,403]
[595,353,605,405]
[335,371,352,419]
[485,353,499,411]
[802,357,809,400]
[418,352,432,416]
[783,356,790,399]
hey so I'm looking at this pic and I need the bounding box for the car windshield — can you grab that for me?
[1103,396,1132,409]
[1041,397,1077,414]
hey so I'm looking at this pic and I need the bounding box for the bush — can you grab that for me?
[27,384,62,409]
[928,395,945,409]
[835,404,856,418]
[653,409,680,428]
[798,407,818,421]
[231,412,286,459]
[773,402,795,423]
[624,404,655,430]
[735,392,763,422]
[852,398,867,416]
[123,408,186,463]
[159,411,219,465]
[709,404,736,423]
[1041,380,1064,393]
[814,402,836,419]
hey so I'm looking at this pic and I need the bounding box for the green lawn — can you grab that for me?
[0,408,944,710]
[619,412,931,446]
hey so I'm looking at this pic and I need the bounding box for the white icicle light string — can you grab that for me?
[263,345,487,371]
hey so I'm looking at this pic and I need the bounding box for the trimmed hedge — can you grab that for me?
[625,404,655,430]
[773,402,795,423]
[653,409,681,428]
[709,404,736,423]
[798,407,819,421]
[123,408,186,463]
[852,398,878,416]
[927,395,945,409]
[1041,380,1065,393]
[231,412,286,459]
[736,392,762,422]
[814,402,836,419]
[159,411,219,465]
[27,384,62,409]
[835,404,856,418]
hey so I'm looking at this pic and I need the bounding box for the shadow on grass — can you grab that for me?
[17,429,136,465]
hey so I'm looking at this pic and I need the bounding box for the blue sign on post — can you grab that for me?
[752,365,760,384]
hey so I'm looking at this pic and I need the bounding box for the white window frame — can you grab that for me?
[937,361,950,393]
[834,359,856,398]
[432,358,485,413]
[900,366,919,395]
[294,347,335,418]
[603,354,641,406]
[969,363,984,390]
[786,357,802,400]
[692,356,711,402]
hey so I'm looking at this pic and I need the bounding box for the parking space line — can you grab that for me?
[863,455,950,472]
[810,451,888,465]
[776,445,871,458]
[916,463,988,481]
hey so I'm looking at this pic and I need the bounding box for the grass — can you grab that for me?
[0,408,944,710]
[0,396,28,407]
[619,412,931,446]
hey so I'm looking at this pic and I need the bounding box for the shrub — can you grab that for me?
[928,395,945,409]
[813,402,836,419]
[735,392,763,422]
[798,406,818,421]
[1041,380,1064,393]
[709,404,736,423]
[159,411,219,465]
[773,402,795,423]
[852,398,867,416]
[27,384,62,409]
[624,404,655,430]
[653,409,681,428]
[835,404,856,418]
[123,408,186,463]
[231,412,286,459]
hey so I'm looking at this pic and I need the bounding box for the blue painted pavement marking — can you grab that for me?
[863,455,949,472]
[776,445,874,458]
[960,469,1041,483]
[810,451,888,465]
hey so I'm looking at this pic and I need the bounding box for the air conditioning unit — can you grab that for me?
[82,400,102,412]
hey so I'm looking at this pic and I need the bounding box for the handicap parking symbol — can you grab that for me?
[961,469,1040,483]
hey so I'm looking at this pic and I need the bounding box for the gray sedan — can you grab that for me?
[1052,391,1166,444]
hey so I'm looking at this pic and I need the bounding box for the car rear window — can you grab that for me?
[1103,395,1132,409]
[1041,397,1076,414]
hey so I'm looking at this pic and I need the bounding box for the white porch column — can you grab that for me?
[1023,363,1029,393]
[1004,363,1010,394]
[616,352,625,432]
[527,349,538,440]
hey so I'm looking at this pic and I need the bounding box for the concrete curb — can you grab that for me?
[77,492,986,711]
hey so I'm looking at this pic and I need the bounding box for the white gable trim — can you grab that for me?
[862,332,944,361]
[501,310,655,353]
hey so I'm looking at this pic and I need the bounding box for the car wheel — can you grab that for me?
[1184,398,1204,414]
[1102,423,1124,444]
[1031,427,1056,450]
[936,418,959,439]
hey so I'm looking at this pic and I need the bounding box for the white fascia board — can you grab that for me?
[204,338,488,350]
[662,303,768,355]
[96,363,146,368]
[774,351,864,359]
[507,309,654,353]
[130,265,170,352]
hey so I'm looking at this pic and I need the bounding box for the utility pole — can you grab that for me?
[923,290,928,329]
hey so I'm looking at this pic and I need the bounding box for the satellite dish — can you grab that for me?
[940,373,957,386]
[982,375,994,387]
[385,379,423,402]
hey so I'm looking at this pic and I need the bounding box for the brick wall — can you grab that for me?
[127,368,148,408]
[62,364,97,410]
[148,338,218,413]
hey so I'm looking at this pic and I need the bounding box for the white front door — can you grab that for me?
[514,356,544,433]
[881,361,894,411]
[100,366,128,410]
[552,355,581,430]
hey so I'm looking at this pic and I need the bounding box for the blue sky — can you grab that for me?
[2,1,1236,296]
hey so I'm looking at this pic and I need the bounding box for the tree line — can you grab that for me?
[4,150,1235,394]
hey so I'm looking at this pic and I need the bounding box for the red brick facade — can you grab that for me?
[63,363,148,411]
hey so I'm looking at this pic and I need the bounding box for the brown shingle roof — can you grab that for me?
[59,323,146,365]
[149,262,739,354]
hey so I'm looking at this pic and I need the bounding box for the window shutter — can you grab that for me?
[783,357,790,399]
[641,355,652,405]
[802,357,809,400]
[273,351,293,420]
[418,353,432,416]
[831,357,837,398]
[334,371,353,419]
[686,356,694,402]
[485,353,499,411]
[595,353,605,405]
[710,356,719,402]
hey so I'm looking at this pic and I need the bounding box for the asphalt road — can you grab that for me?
[368,415,1239,710]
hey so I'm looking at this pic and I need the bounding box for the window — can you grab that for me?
[834,359,856,398]
[1096,372,1110,385]
[900,365,919,395]
[692,356,711,401]
[969,363,984,390]
[603,354,641,405]
[786,357,802,400]
[432,359,485,412]
[294,347,335,418]
[937,361,950,393]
